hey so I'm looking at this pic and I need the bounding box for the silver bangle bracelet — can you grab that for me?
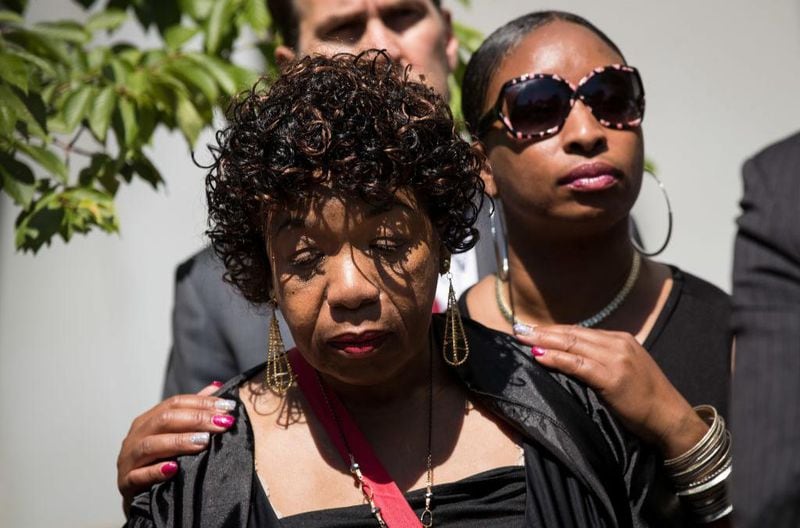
[663,404,732,523]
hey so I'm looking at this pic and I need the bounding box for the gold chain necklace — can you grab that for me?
[316,347,435,527]
[496,251,641,332]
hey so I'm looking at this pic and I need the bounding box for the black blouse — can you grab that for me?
[459,266,732,414]
[249,466,526,527]
[128,316,687,527]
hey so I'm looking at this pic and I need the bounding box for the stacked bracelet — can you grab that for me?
[663,405,732,523]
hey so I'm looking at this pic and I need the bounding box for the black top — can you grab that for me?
[458,266,732,415]
[249,466,526,527]
[128,316,688,527]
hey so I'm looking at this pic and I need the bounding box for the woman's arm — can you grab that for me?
[520,325,707,455]
[519,324,731,523]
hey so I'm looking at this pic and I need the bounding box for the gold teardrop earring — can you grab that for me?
[265,297,294,394]
[441,254,469,366]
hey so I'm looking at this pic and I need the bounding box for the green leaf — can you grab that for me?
[5,48,57,78]
[136,103,157,145]
[17,89,47,133]
[125,69,149,101]
[169,57,219,103]
[108,57,132,83]
[87,46,110,70]
[179,0,213,21]
[16,142,68,183]
[175,94,203,146]
[78,152,117,191]
[0,151,36,207]
[62,85,94,133]
[0,52,29,93]
[132,153,163,189]
[0,96,16,132]
[3,26,72,65]
[0,84,47,139]
[14,191,64,252]
[186,54,244,95]
[205,0,234,55]
[453,22,483,53]
[31,21,91,44]
[0,10,24,24]
[15,186,120,252]
[448,74,463,129]
[113,45,143,66]
[86,8,127,33]
[243,0,270,32]
[164,25,200,51]
[117,96,139,148]
[88,86,117,143]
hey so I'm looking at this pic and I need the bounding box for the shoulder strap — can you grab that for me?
[289,349,422,528]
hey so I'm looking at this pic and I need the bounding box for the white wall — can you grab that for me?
[0,1,798,526]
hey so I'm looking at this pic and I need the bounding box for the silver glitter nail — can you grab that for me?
[190,432,210,445]
[513,322,534,336]
[214,399,236,411]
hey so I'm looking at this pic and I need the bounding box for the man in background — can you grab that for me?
[731,130,800,527]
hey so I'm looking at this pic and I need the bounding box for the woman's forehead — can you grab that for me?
[269,190,423,233]
[497,21,624,85]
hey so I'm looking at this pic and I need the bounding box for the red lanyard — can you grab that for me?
[289,349,423,527]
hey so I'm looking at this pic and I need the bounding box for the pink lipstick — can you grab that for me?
[559,162,622,192]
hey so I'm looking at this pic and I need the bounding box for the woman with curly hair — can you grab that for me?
[124,50,707,527]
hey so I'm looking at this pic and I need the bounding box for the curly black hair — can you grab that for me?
[205,50,486,304]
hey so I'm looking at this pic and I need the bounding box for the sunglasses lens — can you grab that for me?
[503,78,572,137]
[581,69,644,126]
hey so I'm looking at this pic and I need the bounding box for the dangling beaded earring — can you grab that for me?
[265,298,294,394]
[441,255,469,366]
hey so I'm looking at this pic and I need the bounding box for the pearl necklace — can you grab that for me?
[495,251,641,331]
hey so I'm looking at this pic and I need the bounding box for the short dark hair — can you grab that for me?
[205,50,485,304]
[461,10,626,135]
[267,0,443,50]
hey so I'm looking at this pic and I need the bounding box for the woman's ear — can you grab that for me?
[473,141,498,197]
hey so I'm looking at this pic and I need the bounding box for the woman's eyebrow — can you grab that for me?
[274,216,305,235]
[365,200,415,219]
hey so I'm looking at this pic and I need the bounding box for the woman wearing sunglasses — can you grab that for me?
[460,11,732,525]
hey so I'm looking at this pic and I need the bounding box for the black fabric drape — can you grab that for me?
[127,316,684,527]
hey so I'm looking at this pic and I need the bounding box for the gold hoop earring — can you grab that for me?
[265,299,294,394]
[442,260,469,366]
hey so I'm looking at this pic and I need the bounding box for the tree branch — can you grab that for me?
[53,138,94,158]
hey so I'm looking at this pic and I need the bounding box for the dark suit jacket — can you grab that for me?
[732,131,800,527]
[162,247,293,397]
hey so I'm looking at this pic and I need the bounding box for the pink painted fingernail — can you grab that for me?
[531,346,546,357]
[160,461,178,476]
[212,414,235,428]
[211,381,224,388]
